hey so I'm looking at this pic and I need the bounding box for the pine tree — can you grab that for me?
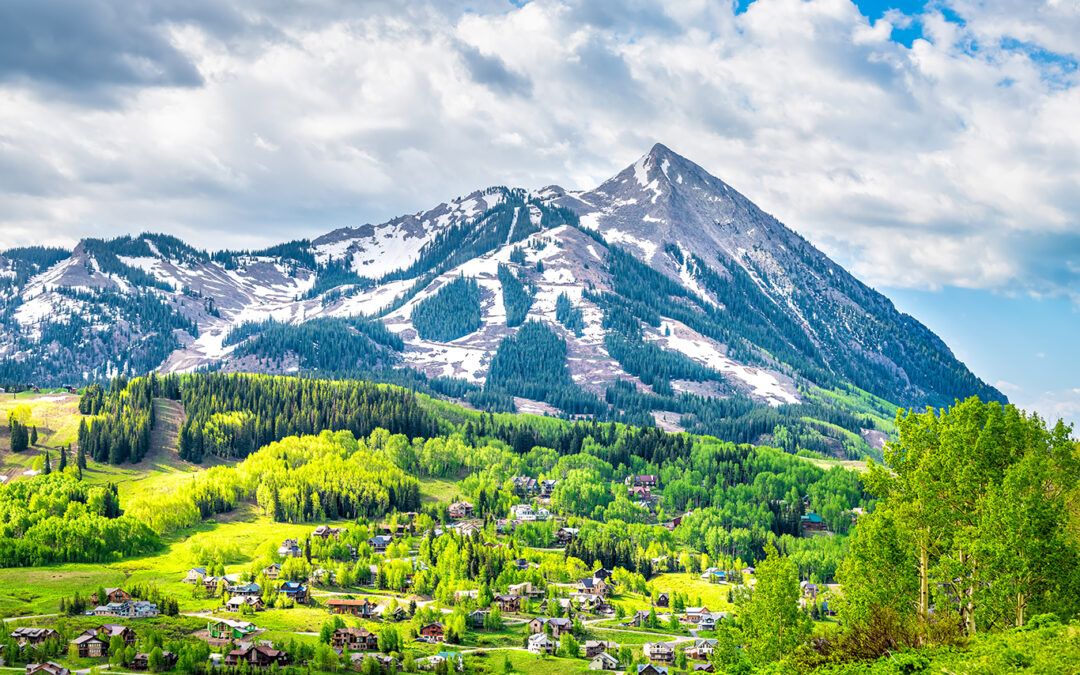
[42,450,51,475]
[77,443,87,469]
[30,425,38,446]
[58,445,68,472]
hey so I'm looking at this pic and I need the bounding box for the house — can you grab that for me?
[583,641,618,658]
[556,527,579,545]
[327,598,379,617]
[589,652,620,671]
[684,607,711,624]
[93,625,136,646]
[448,502,474,519]
[593,568,614,581]
[704,570,727,584]
[467,610,488,628]
[686,639,718,660]
[94,588,131,604]
[224,645,288,669]
[656,593,669,608]
[368,535,394,554]
[381,605,408,621]
[627,611,651,627]
[636,665,668,675]
[539,479,558,497]
[428,653,463,671]
[70,634,107,658]
[277,539,303,557]
[453,590,478,603]
[313,525,346,539]
[279,581,308,603]
[511,476,539,495]
[130,651,176,671]
[626,475,659,488]
[577,577,611,596]
[509,581,541,598]
[513,558,530,571]
[184,567,208,584]
[572,594,603,612]
[494,594,521,613]
[643,642,675,663]
[801,513,828,534]
[25,663,68,675]
[527,633,555,656]
[352,653,401,671]
[629,486,652,502]
[453,522,481,537]
[528,617,572,637]
[419,623,445,641]
[92,601,158,618]
[263,563,282,580]
[207,619,257,640]
[11,628,59,646]
[230,582,261,597]
[693,664,715,672]
[331,627,379,652]
[697,613,722,631]
[225,596,265,612]
[801,581,820,599]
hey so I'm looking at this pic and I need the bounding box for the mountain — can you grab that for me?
[0,144,1003,457]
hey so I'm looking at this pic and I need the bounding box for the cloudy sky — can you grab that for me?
[0,0,1077,427]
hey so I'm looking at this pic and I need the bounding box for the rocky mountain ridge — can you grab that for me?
[0,144,1003,454]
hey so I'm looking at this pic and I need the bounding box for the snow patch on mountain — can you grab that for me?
[650,319,799,406]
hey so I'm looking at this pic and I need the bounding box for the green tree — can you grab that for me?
[148,647,166,672]
[736,543,810,664]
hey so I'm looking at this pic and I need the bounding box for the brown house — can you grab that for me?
[331,627,379,652]
[93,624,136,646]
[494,594,521,613]
[224,645,289,669]
[70,634,107,658]
[419,623,445,641]
[313,525,346,540]
[130,652,177,671]
[25,663,68,675]
[448,502,474,519]
[584,641,619,658]
[93,588,131,604]
[327,598,379,618]
[11,628,60,646]
[656,593,669,608]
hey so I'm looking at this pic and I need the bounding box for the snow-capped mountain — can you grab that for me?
[0,144,1003,452]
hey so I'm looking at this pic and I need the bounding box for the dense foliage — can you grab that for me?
[411,276,483,342]
[554,292,584,336]
[497,264,533,327]
[228,316,403,373]
[0,473,159,566]
[485,321,604,415]
[794,397,1080,671]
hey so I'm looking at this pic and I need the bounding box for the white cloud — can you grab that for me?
[1020,387,1080,436]
[0,0,1077,302]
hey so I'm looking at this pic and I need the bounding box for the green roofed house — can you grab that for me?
[800,512,828,535]
[207,619,257,640]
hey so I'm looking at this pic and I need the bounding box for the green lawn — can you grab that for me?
[648,573,738,612]
[419,476,462,504]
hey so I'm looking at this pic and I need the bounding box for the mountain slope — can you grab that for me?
[0,144,1003,456]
